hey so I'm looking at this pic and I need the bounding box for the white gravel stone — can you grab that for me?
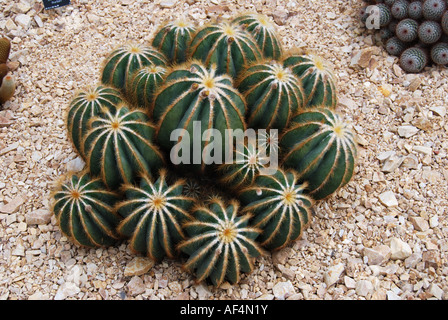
[272,281,296,300]
[26,209,52,225]
[378,191,398,207]
[15,14,32,29]
[355,280,374,297]
[66,157,85,172]
[363,245,391,265]
[386,291,401,300]
[398,125,419,138]
[428,284,443,300]
[324,263,345,287]
[124,257,154,277]
[390,238,412,260]
[54,282,80,300]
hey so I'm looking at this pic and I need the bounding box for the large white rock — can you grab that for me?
[15,14,32,29]
[390,238,412,260]
[324,263,345,287]
[379,191,398,207]
[272,281,296,300]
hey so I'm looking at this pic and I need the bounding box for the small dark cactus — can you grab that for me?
[431,42,448,65]
[380,27,394,40]
[441,10,448,35]
[378,3,393,27]
[386,36,408,56]
[422,0,446,21]
[391,0,410,20]
[418,20,442,44]
[408,1,423,20]
[396,18,419,42]
[385,0,397,7]
[400,47,429,73]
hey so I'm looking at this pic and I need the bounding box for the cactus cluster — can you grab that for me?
[0,37,16,106]
[52,13,358,287]
[360,0,448,73]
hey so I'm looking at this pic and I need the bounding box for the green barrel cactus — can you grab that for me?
[236,60,304,130]
[51,171,121,248]
[126,65,167,110]
[232,13,283,60]
[116,170,195,261]
[283,52,338,109]
[152,18,196,64]
[66,85,123,159]
[152,61,246,173]
[101,43,167,92]
[178,198,264,286]
[83,103,165,190]
[239,168,313,251]
[280,108,357,200]
[189,21,262,79]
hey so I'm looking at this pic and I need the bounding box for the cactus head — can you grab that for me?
[51,171,122,248]
[232,13,283,60]
[239,168,313,251]
[430,42,448,65]
[399,46,429,73]
[280,108,358,200]
[385,36,408,56]
[408,1,423,20]
[116,170,195,261]
[422,0,446,21]
[396,18,419,42]
[237,59,304,130]
[189,21,262,79]
[152,61,246,173]
[152,18,196,64]
[126,64,167,110]
[101,43,167,92]
[66,85,123,159]
[0,73,16,105]
[178,198,264,286]
[283,52,338,109]
[391,0,409,20]
[83,103,165,190]
[418,21,442,44]
[441,10,448,35]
